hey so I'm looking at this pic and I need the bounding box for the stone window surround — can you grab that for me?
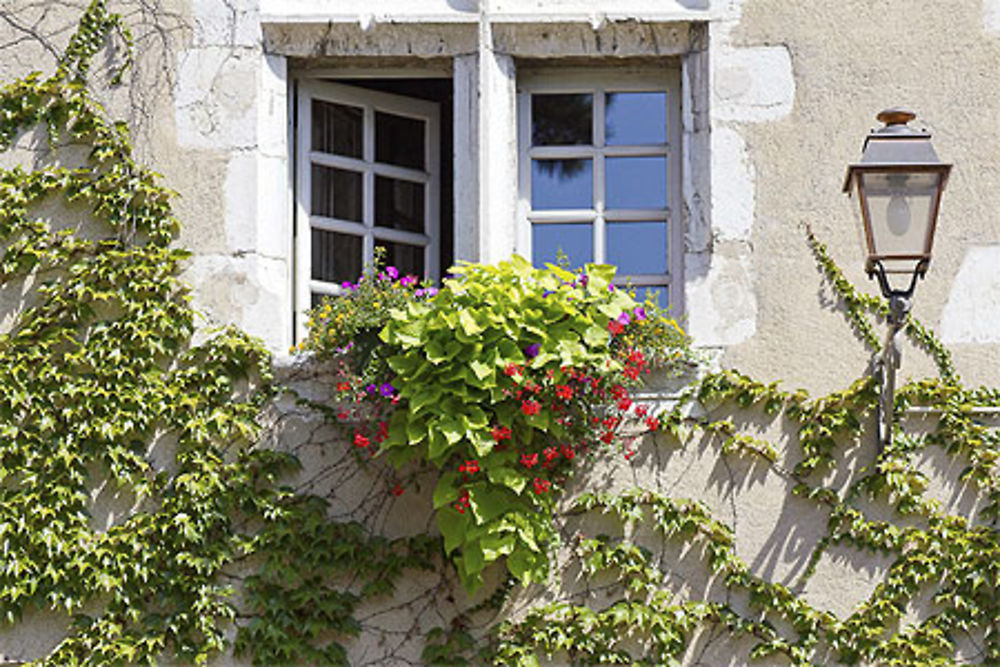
[258,15,712,352]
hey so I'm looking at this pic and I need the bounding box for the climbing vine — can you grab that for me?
[0,2,998,665]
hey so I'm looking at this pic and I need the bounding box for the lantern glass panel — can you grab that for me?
[859,171,940,265]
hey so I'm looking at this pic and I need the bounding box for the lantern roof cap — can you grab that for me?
[843,108,951,192]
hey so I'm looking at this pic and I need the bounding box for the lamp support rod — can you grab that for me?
[875,294,910,455]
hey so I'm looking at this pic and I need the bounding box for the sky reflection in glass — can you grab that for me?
[606,157,667,210]
[532,223,593,268]
[532,159,593,210]
[606,222,668,275]
[605,92,667,146]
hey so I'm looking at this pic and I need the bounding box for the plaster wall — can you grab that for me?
[0,0,999,663]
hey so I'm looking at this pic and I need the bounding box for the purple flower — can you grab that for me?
[426,287,439,297]
[542,290,554,298]
[365,384,377,395]
[386,266,399,280]
[400,275,418,287]
[524,343,541,359]
[609,284,616,292]
[616,311,631,326]
[379,383,395,397]
[579,274,589,287]
[633,306,647,321]
[341,281,355,291]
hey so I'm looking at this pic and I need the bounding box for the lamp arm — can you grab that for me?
[875,294,910,455]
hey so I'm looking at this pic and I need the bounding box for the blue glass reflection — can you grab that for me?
[606,222,668,275]
[532,159,593,210]
[606,92,667,146]
[606,157,667,210]
[631,286,668,308]
[532,223,593,268]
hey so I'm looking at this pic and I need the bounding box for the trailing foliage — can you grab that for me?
[0,3,443,664]
[3,2,999,665]
[492,233,1000,665]
[305,257,692,591]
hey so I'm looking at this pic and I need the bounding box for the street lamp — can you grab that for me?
[843,108,951,452]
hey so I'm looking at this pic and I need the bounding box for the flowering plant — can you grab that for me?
[303,255,691,590]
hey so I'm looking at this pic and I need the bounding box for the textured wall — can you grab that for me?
[0,0,998,663]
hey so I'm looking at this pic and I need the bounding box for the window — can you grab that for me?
[295,79,442,320]
[517,69,682,309]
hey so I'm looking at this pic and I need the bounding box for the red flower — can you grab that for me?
[611,384,628,400]
[645,417,661,431]
[337,381,352,392]
[521,400,541,416]
[635,405,648,418]
[600,430,615,444]
[491,425,512,442]
[624,448,637,461]
[337,411,350,421]
[503,363,523,377]
[617,398,633,411]
[520,453,539,468]
[459,459,480,475]
[543,446,559,463]
[628,349,645,365]
[454,489,470,513]
[353,432,370,449]
[560,444,576,460]
[607,320,624,336]
[391,483,404,496]
[533,477,551,494]
[555,385,573,400]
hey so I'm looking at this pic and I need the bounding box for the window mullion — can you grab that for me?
[594,88,606,264]
[362,103,375,264]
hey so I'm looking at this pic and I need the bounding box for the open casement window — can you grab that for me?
[517,69,683,312]
[295,80,441,327]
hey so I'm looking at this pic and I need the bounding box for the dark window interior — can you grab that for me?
[333,78,454,278]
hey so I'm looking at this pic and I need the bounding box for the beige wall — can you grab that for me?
[0,0,997,664]
[725,0,1000,394]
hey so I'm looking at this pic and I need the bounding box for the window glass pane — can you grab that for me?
[605,92,667,146]
[376,240,425,278]
[311,99,363,158]
[606,222,668,275]
[531,159,593,210]
[311,229,362,283]
[532,223,593,269]
[375,176,425,233]
[606,157,667,209]
[311,165,363,222]
[631,285,668,308]
[532,94,593,146]
[376,112,425,170]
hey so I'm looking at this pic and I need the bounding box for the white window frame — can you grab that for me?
[295,79,441,334]
[516,68,683,314]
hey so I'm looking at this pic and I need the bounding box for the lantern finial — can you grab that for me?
[876,108,916,127]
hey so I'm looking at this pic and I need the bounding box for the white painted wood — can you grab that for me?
[295,78,441,338]
[476,39,519,263]
[453,54,480,262]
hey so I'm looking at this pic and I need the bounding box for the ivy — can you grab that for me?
[0,2,444,664]
[1,2,998,664]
